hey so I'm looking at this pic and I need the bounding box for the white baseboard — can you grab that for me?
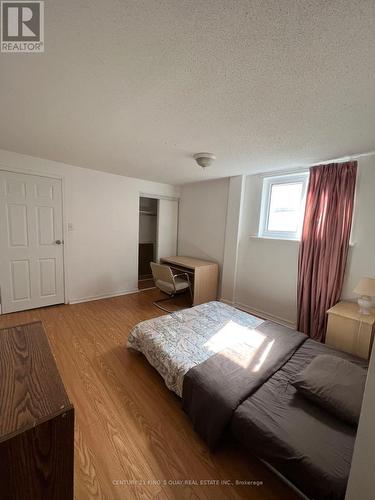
[220,298,235,306]
[69,288,139,305]
[220,298,296,329]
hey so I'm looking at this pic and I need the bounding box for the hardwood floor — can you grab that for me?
[0,289,298,500]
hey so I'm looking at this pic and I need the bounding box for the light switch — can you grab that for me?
[67,222,73,231]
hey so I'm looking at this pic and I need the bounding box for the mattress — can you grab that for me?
[230,339,368,500]
[127,301,264,396]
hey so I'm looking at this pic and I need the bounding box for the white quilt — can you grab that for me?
[127,301,264,396]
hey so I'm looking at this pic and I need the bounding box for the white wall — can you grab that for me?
[234,173,299,326]
[342,157,375,298]
[0,149,179,304]
[344,157,375,500]
[221,176,245,303]
[178,178,229,293]
[346,346,375,500]
[234,155,375,327]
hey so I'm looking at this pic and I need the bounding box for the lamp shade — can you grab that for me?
[353,277,375,297]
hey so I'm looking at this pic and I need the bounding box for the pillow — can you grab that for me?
[292,354,367,425]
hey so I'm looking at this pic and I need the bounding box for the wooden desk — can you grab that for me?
[0,322,74,500]
[326,301,375,359]
[160,256,218,305]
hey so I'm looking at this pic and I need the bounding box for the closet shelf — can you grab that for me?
[140,210,157,216]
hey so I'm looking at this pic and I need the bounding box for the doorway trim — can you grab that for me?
[137,192,180,290]
[139,192,180,202]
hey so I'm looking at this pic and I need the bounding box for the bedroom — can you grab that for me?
[0,1,374,499]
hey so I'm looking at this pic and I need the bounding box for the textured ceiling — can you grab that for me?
[1,0,375,185]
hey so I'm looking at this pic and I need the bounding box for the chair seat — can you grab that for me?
[156,277,189,295]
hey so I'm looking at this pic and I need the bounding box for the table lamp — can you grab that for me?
[354,277,375,315]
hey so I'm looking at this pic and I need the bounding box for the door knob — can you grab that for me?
[55,240,63,245]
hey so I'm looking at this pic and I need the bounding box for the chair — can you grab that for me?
[150,262,193,312]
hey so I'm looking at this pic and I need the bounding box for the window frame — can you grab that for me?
[258,172,309,241]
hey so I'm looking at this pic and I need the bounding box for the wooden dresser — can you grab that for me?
[0,322,74,500]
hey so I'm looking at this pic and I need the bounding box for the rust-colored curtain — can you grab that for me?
[297,161,357,341]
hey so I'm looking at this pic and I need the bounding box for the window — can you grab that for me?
[258,172,309,240]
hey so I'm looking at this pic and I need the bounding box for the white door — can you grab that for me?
[0,171,65,313]
[156,198,178,261]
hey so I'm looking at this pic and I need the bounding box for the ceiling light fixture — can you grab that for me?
[193,152,216,168]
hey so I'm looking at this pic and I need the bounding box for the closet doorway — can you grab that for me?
[138,197,158,289]
[138,195,179,290]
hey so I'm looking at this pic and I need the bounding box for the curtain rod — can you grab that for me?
[257,150,375,178]
[311,150,375,166]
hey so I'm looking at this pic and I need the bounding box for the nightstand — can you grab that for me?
[326,301,375,359]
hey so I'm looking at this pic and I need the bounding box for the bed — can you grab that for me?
[127,301,264,396]
[230,339,367,500]
[127,301,368,499]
